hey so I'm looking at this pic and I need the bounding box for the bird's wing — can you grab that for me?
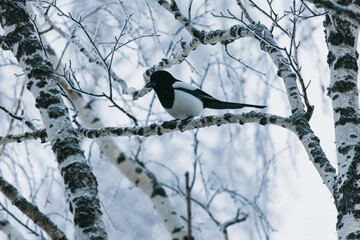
[172,81,198,91]
[172,81,218,101]
[175,86,232,109]
[179,88,218,101]
[173,82,266,109]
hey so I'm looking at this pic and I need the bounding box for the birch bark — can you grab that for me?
[0,1,107,239]
[324,3,360,238]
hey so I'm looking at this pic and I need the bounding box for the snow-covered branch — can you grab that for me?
[251,25,306,114]
[305,0,360,25]
[0,1,106,239]
[157,0,255,44]
[79,112,290,138]
[220,211,248,239]
[134,38,200,100]
[0,129,46,145]
[289,113,336,193]
[0,112,288,144]
[0,105,36,131]
[0,176,67,240]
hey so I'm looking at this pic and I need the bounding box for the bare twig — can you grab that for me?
[247,0,289,35]
[185,172,192,240]
[0,203,39,237]
[236,0,255,24]
[224,44,266,76]
[0,83,36,155]
[188,0,194,22]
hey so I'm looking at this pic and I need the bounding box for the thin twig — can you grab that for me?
[0,202,39,237]
[185,172,192,240]
[236,0,255,24]
[224,44,266,76]
[0,83,36,155]
[188,0,194,22]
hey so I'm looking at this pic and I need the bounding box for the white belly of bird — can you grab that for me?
[165,90,204,119]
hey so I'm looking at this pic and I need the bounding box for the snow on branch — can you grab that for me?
[156,0,253,44]
[0,112,286,143]
[79,112,290,138]
[0,129,46,145]
[305,0,360,25]
[288,113,336,193]
[134,38,200,100]
[157,0,254,44]
[0,176,67,240]
[250,25,306,114]
[0,112,283,145]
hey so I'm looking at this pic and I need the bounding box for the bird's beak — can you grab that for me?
[145,81,155,89]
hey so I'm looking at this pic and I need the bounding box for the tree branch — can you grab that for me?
[305,0,360,25]
[0,129,47,145]
[79,112,291,138]
[236,0,255,24]
[0,112,290,143]
[289,113,336,193]
[0,176,67,240]
[134,38,200,100]
[69,95,188,239]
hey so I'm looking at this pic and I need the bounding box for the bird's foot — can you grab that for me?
[179,116,193,125]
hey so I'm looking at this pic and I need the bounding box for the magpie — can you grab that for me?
[145,70,266,119]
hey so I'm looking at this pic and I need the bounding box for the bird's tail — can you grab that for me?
[205,100,266,109]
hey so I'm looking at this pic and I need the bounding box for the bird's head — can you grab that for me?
[145,70,177,90]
